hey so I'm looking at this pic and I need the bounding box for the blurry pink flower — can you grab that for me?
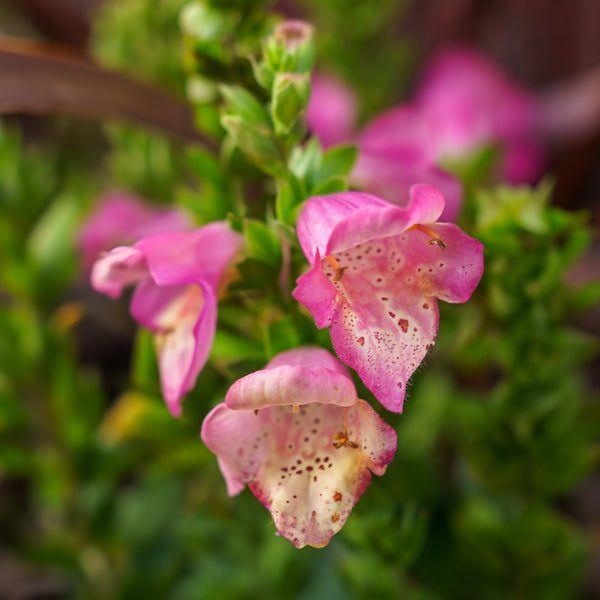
[292,185,483,413]
[306,72,358,149]
[415,45,546,184]
[91,222,242,416]
[306,74,462,220]
[201,347,396,548]
[353,106,463,221]
[79,192,191,271]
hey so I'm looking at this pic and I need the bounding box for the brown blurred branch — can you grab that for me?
[0,38,216,148]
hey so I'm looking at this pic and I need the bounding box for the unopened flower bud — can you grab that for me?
[274,20,314,50]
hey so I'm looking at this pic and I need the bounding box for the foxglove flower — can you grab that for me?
[79,191,191,271]
[292,185,484,413]
[91,222,242,416]
[415,45,546,184]
[201,347,396,548]
[306,74,462,220]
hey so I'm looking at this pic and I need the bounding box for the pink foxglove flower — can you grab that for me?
[201,347,396,548]
[79,192,191,271]
[415,46,546,184]
[91,222,242,416]
[306,74,462,220]
[292,185,484,413]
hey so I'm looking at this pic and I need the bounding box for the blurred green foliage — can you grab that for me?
[0,0,598,598]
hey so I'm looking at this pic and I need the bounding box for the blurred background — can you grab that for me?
[0,0,598,598]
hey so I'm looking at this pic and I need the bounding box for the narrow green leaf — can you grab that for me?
[243,218,282,269]
[311,144,358,186]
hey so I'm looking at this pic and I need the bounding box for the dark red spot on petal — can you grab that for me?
[399,319,409,333]
[357,336,365,346]
[333,491,342,502]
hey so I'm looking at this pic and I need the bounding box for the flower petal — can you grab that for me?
[358,105,437,163]
[306,72,358,149]
[296,192,389,264]
[292,250,339,328]
[352,150,463,221]
[129,278,188,331]
[201,403,264,496]
[135,222,242,288]
[225,347,357,411]
[296,186,446,265]
[90,246,149,299]
[322,232,441,412]
[500,137,546,184]
[399,222,485,303]
[79,192,191,271]
[131,280,217,416]
[416,45,538,162]
[265,346,352,375]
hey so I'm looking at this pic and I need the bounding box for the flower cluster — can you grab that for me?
[87,180,483,547]
[308,46,548,220]
[84,31,492,547]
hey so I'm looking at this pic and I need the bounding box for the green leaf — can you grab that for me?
[310,177,348,195]
[289,136,322,179]
[219,85,270,126]
[187,147,226,186]
[310,144,358,186]
[131,328,159,393]
[243,218,282,268]
[265,316,301,358]
[211,330,265,365]
[221,116,284,175]
[27,194,79,265]
[231,258,279,293]
[275,175,304,225]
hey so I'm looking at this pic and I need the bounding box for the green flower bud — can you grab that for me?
[270,72,311,135]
